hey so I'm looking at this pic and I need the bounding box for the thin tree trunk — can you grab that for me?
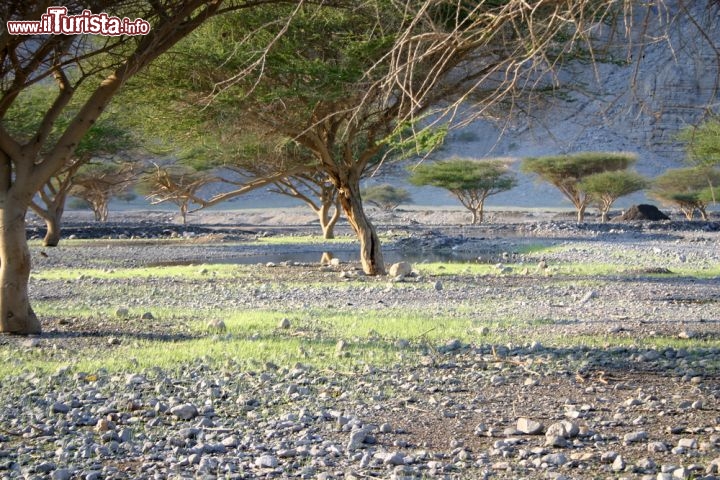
[471,209,479,225]
[181,203,188,225]
[698,206,708,221]
[43,209,63,247]
[319,196,341,239]
[600,210,609,223]
[0,201,41,334]
[336,176,384,275]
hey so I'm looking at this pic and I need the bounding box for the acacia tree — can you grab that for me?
[5,84,136,245]
[138,165,218,225]
[522,152,637,222]
[409,158,516,224]
[160,0,630,275]
[270,172,342,239]
[70,161,137,222]
[580,170,647,222]
[0,0,295,334]
[650,167,720,220]
[362,184,412,212]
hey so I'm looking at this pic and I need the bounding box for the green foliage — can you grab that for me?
[679,116,720,167]
[409,158,516,224]
[581,170,647,199]
[580,170,647,221]
[650,167,720,219]
[409,157,516,192]
[522,151,637,182]
[362,184,412,211]
[4,84,134,161]
[522,151,637,221]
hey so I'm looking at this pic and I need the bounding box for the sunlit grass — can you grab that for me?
[2,302,718,379]
[31,263,252,281]
[248,235,357,246]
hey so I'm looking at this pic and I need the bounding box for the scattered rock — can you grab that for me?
[170,403,198,420]
[615,204,670,221]
[389,262,413,277]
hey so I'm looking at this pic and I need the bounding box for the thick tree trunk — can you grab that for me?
[0,202,41,334]
[337,177,384,275]
[471,209,479,225]
[576,205,586,223]
[600,211,609,223]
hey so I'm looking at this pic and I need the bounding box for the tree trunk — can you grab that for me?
[471,209,479,225]
[0,202,41,334]
[43,210,62,247]
[698,206,708,221]
[600,208,610,223]
[576,204,586,223]
[336,177,384,275]
[180,203,188,225]
[319,198,341,239]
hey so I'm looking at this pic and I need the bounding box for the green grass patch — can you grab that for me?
[31,263,252,281]
[248,235,357,246]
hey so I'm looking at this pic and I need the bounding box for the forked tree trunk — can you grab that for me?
[336,177,385,275]
[319,198,341,239]
[0,202,41,334]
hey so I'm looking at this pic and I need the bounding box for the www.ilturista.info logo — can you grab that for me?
[7,7,151,36]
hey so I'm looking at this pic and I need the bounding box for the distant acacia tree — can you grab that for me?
[409,158,516,225]
[70,161,138,222]
[650,167,720,220]
[522,152,637,222]
[270,172,342,239]
[362,184,412,212]
[580,171,647,222]
[138,165,218,225]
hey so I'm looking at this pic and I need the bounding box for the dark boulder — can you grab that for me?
[614,204,670,221]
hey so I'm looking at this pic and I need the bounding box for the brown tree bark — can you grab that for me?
[43,209,63,247]
[336,174,385,275]
[576,205,586,223]
[0,201,41,334]
[319,196,341,239]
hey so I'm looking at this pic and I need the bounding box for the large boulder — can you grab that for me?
[614,204,670,221]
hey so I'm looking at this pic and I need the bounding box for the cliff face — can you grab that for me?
[395,0,720,208]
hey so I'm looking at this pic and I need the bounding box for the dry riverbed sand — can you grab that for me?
[1,208,719,479]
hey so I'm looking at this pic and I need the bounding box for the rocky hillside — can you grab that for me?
[366,0,720,209]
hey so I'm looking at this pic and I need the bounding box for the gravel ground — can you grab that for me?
[2,210,720,479]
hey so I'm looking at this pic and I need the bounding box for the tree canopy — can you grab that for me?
[409,158,516,224]
[650,167,720,220]
[580,170,647,222]
[522,152,638,222]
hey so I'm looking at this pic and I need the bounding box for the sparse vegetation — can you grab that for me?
[650,167,720,220]
[362,184,412,212]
